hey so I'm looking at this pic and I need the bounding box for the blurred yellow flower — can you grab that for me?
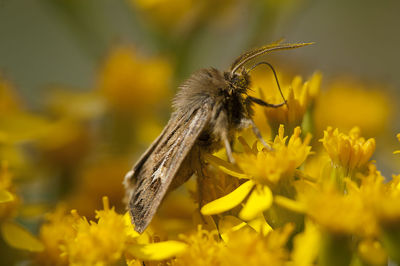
[98,46,172,113]
[0,161,44,252]
[291,219,320,266]
[0,75,22,113]
[250,70,321,134]
[314,78,392,136]
[394,133,400,155]
[369,174,400,225]
[357,239,387,266]
[320,127,375,177]
[46,90,105,121]
[36,119,92,167]
[0,75,54,147]
[0,161,18,221]
[304,188,377,236]
[66,157,128,217]
[132,0,194,32]
[0,111,51,145]
[131,0,234,34]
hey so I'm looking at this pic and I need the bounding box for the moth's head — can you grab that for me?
[224,69,251,94]
[225,42,314,95]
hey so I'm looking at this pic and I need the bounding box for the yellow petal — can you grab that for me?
[239,186,273,221]
[204,153,249,179]
[274,195,306,213]
[1,222,44,252]
[218,215,251,243]
[126,241,187,261]
[201,180,255,215]
[292,219,321,266]
[0,189,14,203]
[247,215,273,236]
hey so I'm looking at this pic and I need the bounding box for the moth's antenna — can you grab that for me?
[230,42,313,75]
[247,62,287,107]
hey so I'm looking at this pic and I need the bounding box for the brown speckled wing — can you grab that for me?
[126,104,212,233]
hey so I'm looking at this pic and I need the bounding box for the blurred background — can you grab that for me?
[1,0,400,106]
[0,0,400,263]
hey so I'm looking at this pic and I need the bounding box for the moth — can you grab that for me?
[124,41,312,233]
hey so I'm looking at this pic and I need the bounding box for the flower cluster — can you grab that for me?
[36,197,187,265]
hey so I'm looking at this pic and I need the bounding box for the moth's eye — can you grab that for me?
[217,88,226,96]
[230,73,238,81]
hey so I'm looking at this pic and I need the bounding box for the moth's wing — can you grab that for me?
[128,104,212,233]
[123,118,175,192]
[230,42,314,74]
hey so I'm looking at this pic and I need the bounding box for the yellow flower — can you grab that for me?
[174,224,292,266]
[314,78,392,136]
[320,127,375,177]
[37,197,187,266]
[173,226,224,266]
[237,125,312,187]
[343,168,400,264]
[201,125,311,221]
[62,206,128,265]
[36,205,78,265]
[220,223,293,266]
[98,46,172,113]
[250,70,321,134]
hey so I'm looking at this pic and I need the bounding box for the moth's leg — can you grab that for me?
[213,107,235,163]
[193,148,208,225]
[245,95,287,151]
[196,161,206,207]
[221,130,236,164]
[248,118,272,151]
